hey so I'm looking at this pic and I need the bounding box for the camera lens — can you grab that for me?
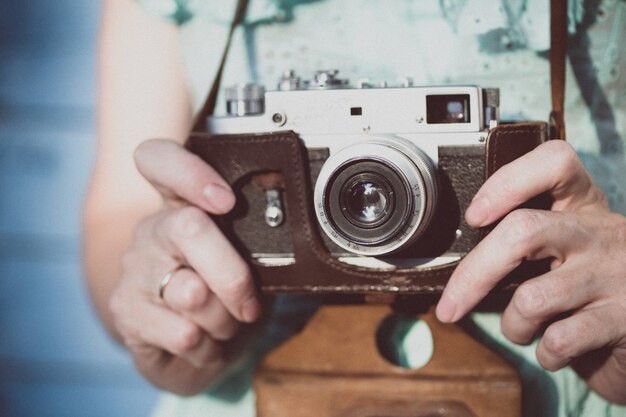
[314,138,437,256]
[342,174,392,227]
[325,159,413,248]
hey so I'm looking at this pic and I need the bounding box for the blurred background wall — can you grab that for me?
[0,1,159,415]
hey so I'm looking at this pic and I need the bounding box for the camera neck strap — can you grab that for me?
[192,0,568,140]
[550,0,568,140]
[191,0,249,132]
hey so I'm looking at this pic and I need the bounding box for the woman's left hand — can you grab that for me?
[436,140,626,404]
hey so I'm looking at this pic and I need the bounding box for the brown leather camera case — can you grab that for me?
[186,121,549,295]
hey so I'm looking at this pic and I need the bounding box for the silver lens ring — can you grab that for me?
[314,137,437,256]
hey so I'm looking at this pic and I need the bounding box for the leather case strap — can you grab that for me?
[549,0,568,140]
[190,0,249,132]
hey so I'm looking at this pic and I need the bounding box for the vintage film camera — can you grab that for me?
[186,70,548,294]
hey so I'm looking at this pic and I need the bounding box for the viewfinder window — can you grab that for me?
[426,94,470,124]
[350,107,363,116]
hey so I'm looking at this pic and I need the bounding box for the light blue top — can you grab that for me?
[136,1,626,416]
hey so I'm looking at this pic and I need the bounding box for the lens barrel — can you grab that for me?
[314,138,437,256]
[326,160,411,246]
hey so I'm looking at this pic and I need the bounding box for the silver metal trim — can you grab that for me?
[313,137,437,256]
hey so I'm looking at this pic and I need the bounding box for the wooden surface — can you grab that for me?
[255,304,521,417]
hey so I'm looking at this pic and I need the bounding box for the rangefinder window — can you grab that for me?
[426,94,470,124]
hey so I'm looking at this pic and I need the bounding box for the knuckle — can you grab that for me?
[542,325,572,360]
[548,141,581,176]
[514,282,546,320]
[502,209,542,254]
[171,323,202,355]
[499,317,521,344]
[180,278,210,310]
[536,352,559,372]
[500,319,523,344]
[170,206,210,239]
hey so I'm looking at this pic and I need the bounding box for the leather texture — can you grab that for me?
[186,122,549,294]
[215,145,482,258]
[549,0,568,140]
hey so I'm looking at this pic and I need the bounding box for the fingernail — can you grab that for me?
[466,196,490,226]
[436,294,457,323]
[203,184,235,213]
[241,297,261,323]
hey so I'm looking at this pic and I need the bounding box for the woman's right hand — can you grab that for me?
[108,138,261,396]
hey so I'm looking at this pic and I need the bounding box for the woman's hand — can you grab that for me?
[108,139,261,396]
[436,140,626,404]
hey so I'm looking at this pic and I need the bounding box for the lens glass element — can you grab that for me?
[345,180,389,224]
[327,162,407,245]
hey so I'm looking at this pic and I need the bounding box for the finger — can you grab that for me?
[436,209,584,322]
[111,291,222,367]
[500,262,600,345]
[162,267,241,341]
[536,305,620,371]
[466,140,605,227]
[159,206,261,323]
[134,138,235,214]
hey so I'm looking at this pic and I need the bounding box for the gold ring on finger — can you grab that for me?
[158,265,185,300]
